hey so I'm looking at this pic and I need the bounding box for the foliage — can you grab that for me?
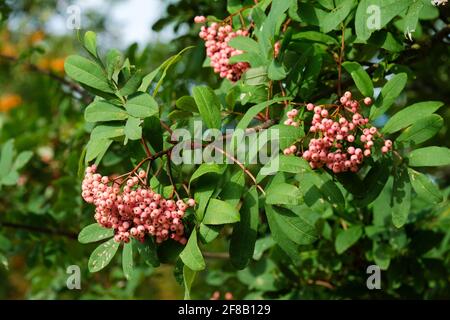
[0,0,449,300]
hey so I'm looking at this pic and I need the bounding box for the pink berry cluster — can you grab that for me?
[81,165,195,244]
[283,91,393,173]
[195,16,250,82]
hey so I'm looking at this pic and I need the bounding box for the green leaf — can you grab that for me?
[194,185,215,222]
[237,259,279,292]
[335,226,363,254]
[192,86,222,130]
[391,165,411,228]
[91,124,125,140]
[397,114,443,144]
[342,61,374,97]
[373,241,391,270]
[264,205,301,262]
[408,147,450,167]
[133,237,160,267]
[228,36,261,54]
[230,188,259,270]
[268,59,287,80]
[84,101,128,122]
[176,96,198,113]
[84,31,98,57]
[299,51,323,99]
[183,265,197,300]
[1,171,19,186]
[125,93,159,118]
[299,172,346,210]
[234,97,288,133]
[122,242,134,280]
[199,223,221,243]
[355,0,411,41]
[88,238,120,272]
[124,116,142,140]
[203,199,240,225]
[85,138,113,162]
[12,151,32,170]
[179,229,205,271]
[190,164,225,185]
[139,46,194,93]
[275,155,309,173]
[119,72,143,97]
[253,236,276,260]
[106,49,123,80]
[370,73,407,120]
[242,66,268,86]
[408,168,442,204]
[219,169,245,207]
[229,52,266,67]
[259,155,311,178]
[143,116,163,152]
[404,1,423,39]
[352,159,390,207]
[321,0,356,34]
[64,55,114,93]
[78,223,114,244]
[382,101,444,134]
[266,183,302,205]
[269,205,318,245]
[292,31,339,45]
[268,124,304,151]
[261,0,291,45]
[0,139,14,178]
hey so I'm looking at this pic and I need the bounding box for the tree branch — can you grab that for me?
[1,221,78,240]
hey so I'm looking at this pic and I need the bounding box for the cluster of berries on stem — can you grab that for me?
[81,165,195,245]
[283,91,393,173]
[195,16,250,82]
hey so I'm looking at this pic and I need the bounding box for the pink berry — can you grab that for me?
[194,16,206,24]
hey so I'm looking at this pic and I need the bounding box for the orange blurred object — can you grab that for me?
[0,94,23,112]
[0,43,17,57]
[29,30,45,44]
[50,58,66,73]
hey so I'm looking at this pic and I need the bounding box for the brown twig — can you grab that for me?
[307,279,335,290]
[159,120,173,135]
[1,221,78,240]
[282,18,292,33]
[141,137,152,157]
[212,145,265,195]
